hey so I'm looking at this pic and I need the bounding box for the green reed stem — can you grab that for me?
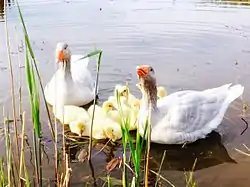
[15,26,24,123]
[115,88,150,187]
[115,91,128,187]
[144,103,152,187]
[87,50,103,161]
[25,41,43,186]
[19,111,31,187]
[155,150,166,187]
[0,158,6,186]
[16,0,55,142]
[4,114,13,186]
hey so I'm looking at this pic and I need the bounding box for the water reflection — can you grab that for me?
[0,0,15,21]
[213,0,250,6]
[149,131,236,172]
[65,131,236,186]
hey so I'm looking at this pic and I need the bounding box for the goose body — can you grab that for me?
[54,104,121,141]
[69,119,108,140]
[53,104,91,125]
[104,97,139,130]
[113,84,140,107]
[87,104,122,141]
[45,43,96,107]
[136,65,244,144]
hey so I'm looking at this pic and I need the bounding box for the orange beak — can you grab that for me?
[136,66,149,78]
[57,50,64,62]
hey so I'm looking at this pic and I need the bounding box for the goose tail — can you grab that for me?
[226,84,244,104]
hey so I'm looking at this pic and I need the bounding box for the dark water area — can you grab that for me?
[0,0,250,186]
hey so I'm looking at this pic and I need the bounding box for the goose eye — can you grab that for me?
[63,44,68,50]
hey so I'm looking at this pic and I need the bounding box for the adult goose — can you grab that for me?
[136,65,244,144]
[45,42,96,107]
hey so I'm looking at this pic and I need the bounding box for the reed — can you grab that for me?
[115,89,149,187]
[16,1,55,141]
[25,41,43,185]
[0,158,6,186]
[83,50,103,161]
[4,0,20,177]
[185,159,197,187]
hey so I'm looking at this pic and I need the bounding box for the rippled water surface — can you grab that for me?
[1,0,250,186]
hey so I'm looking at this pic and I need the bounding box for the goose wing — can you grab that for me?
[71,55,95,90]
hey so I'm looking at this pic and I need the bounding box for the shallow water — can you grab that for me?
[1,0,250,186]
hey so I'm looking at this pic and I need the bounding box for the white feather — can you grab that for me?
[45,54,96,106]
[138,83,244,144]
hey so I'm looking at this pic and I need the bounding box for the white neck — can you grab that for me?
[140,93,150,111]
[140,88,158,111]
[61,59,72,81]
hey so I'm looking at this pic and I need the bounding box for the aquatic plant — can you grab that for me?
[114,87,149,187]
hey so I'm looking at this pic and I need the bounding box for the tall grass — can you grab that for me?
[4,0,20,174]
[115,89,149,187]
[25,41,43,185]
[0,158,6,186]
[81,50,103,161]
[16,1,55,141]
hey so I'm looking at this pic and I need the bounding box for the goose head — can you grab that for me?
[136,65,157,94]
[136,65,158,108]
[69,120,86,137]
[114,84,129,99]
[56,42,71,68]
[102,100,117,112]
[104,126,122,142]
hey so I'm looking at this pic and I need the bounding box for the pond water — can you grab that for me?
[1,0,250,186]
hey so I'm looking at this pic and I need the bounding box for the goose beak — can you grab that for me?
[136,66,148,78]
[111,105,117,110]
[79,125,86,137]
[57,50,64,63]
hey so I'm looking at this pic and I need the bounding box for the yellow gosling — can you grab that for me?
[104,125,122,142]
[87,104,105,118]
[69,119,86,137]
[53,105,91,125]
[102,100,121,122]
[136,82,168,99]
[157,86,168,99]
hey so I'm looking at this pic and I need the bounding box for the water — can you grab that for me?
[0,0,250,186]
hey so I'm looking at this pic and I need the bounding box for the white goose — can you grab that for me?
[136,65,244,145]
[44,42,96,107]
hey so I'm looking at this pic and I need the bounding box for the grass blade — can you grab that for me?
[25,40,43,186]
[88,50,103,161]
[4,0,20,170]
[155,150,166,187]
[16,0,55,141]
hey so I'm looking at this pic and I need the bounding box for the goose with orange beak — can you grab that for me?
[45,42,96,107]
[136,65,244,144]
